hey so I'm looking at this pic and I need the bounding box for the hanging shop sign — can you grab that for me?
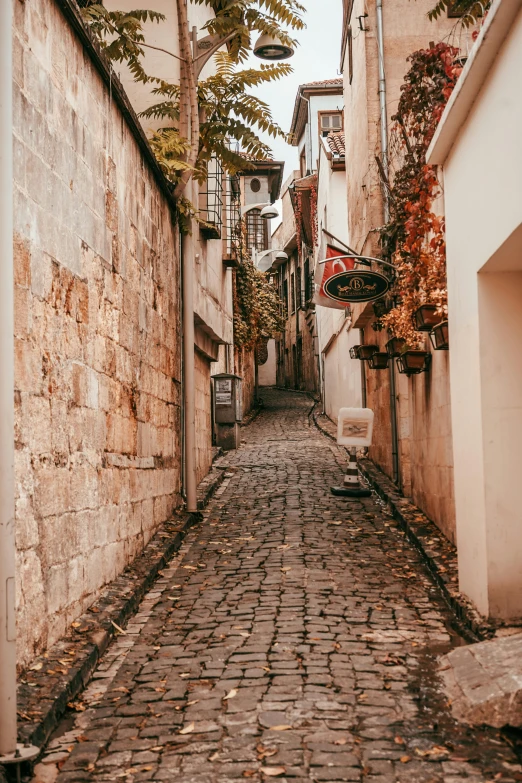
[323,270,390,304]
[313,244,355,310]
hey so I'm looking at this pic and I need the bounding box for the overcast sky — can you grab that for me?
[248,0,344,180]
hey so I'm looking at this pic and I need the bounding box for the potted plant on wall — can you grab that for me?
[396,348,432,375]
[429,320,449,350]
[372,43,462,372]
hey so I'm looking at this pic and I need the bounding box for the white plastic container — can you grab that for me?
[337,407,374,447]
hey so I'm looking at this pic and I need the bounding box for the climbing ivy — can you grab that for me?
[233,258,286,350]
[377,42,462,349]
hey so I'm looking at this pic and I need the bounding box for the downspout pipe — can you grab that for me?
[375,0,400,485]
[181,181,197,512]
[0,0,17,756]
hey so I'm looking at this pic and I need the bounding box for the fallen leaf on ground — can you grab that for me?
[394,736,405,745]
[30,662,43,671]
[329,521,343,526]
[334,738,347,746]
[268,725,292,731]
[186,699,199,706]
[415,746,449,758]
[281,567,292,572]
[260,767,286,776]
[243,772,257,778]
[400,756,411,763]
[179,722,195,735]
[180,673,191,678]
[223,689,237,700]
[183,566,198,570]
[257,747,278,759]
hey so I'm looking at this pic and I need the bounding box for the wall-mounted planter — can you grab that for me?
[373,298,392,319]
[413,304,443,332]
[397,350,432,375]
[368,352,389,370]
[385,336,407,357]
[349,345,362,359]
[429,320,449,350]
[357,345,379,361]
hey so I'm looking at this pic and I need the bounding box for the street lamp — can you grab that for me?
[253,33,295,60]
[241,202,279,219]
[255,249,288,272]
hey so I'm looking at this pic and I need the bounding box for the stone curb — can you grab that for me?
[312,406,495,642]
[17,468,226,751]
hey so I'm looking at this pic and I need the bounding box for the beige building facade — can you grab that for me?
[317,0,459,542]
[427,0,522,619]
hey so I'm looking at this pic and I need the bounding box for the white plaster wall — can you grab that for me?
[323,326,363,421]
[309,94,344,171]
[440,6,522,618]
[258,339,277,386]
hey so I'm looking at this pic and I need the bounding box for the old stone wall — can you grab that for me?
[13,0,182,668]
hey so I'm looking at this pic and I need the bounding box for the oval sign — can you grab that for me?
[323,270,390,303]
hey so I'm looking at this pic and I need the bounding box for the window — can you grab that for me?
[290,272,296,314]
[304,256,313,303]
[319,111,343,138]
[245,208,268,253]
[282,279,289,317]
[296,266,302,309]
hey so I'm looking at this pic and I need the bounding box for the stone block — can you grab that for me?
[439,633,522,727]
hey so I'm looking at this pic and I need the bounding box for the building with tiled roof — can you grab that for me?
[289,79,344,152]
[326,131,346,158]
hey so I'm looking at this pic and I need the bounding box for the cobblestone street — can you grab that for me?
[34,391,522,783]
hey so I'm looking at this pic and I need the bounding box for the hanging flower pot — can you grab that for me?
[413,304,443,332]
[397,350,432,375]
[429,320,449,350]
[385,336,407,357]
[373,297,392,319]
[357,344,379,360]
[349,345,362,359]
[368,352,389,370]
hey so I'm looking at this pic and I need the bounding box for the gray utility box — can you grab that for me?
[212,373,243,450]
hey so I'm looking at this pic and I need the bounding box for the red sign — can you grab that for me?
[314,245,355,310]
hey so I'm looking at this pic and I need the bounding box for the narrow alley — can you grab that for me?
[34,391,521,783]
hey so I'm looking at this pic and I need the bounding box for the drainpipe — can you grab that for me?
[181,176,197,512]
[375,0,400,485]
[359,329,367,409]
[0,0,16,756]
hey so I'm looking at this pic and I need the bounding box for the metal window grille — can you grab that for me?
[245,209,268,254]
[224,173,243,262]
[200,155,223,239]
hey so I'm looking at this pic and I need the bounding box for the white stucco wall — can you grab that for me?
[428,0,522,619]
[314,142,362,419]
[258,339,277,386]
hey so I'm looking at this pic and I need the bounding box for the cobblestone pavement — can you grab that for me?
[33,390,522,783]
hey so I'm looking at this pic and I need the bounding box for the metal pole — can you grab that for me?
[376,0,389,224]
[359,329,367,409]
[376,0,399,484]
[0,0,17,755]
[181,179,197,512]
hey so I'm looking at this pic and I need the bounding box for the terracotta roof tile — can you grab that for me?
[326,131,346,157]
[301,78,343,88]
